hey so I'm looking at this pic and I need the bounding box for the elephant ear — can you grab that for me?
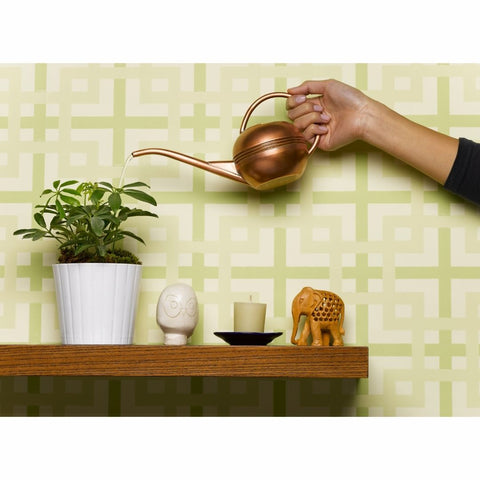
[311,291,322,308]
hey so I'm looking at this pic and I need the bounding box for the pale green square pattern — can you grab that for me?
[1,64,480,416]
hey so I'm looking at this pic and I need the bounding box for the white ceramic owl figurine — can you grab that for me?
[156,283,199,345]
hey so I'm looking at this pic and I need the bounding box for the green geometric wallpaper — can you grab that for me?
[1,63,480,416]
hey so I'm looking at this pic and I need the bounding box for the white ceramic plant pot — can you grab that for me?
[53,263,142,344]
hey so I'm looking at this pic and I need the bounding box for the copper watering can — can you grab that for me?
[131,92,320,191]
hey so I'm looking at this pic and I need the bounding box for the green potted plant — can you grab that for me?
[14,179,158,344]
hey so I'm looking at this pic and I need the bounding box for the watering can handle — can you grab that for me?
[239,92,321,155]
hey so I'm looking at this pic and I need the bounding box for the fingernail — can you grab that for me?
[313,105,322,112]
[295,95,306,104]
[320,113,330,121]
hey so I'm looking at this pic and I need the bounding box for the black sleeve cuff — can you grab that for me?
[444,137,480,206]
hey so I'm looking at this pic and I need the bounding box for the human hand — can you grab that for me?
[286,79,371,151]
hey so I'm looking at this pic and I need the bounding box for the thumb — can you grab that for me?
[288,80,328,96]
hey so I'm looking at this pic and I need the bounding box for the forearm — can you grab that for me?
[361,99,459,185]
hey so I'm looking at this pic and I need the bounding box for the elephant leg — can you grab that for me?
[313,328,330,346]
[312,325,333,346]
[296,316,311,346]
[310,319,323,346]
[330,324,344,346]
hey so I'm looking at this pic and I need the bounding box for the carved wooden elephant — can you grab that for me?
[291,287,345,346]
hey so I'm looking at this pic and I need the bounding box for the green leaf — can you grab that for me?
[90,216,105,236]
[62,188,81,196]
[32,230,47,240]
[121,181,149,189]
[36,204,56,213]
[59,180,79,188]
[15,229,48,241]
[34,212,46,228]
[59,194,81,207]
[105,215,120,226]
[62,238,78,248]
[90,189,106,204]
[56,199,66,218]
[51,227,71,239]
[121,230,146,245]
[20,232,39,240]
[53,180,60,189]
[50,214,65,227]
[123,189,157,206]
[64,214,84,225]
[75,244,92,254]
[98,181,114,190]
[13,228,36,236]
[108,192,121,211]
[125,209,158,218]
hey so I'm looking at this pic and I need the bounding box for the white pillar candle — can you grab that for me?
[233,301,266,332]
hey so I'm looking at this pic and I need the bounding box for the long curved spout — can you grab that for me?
[131,148,248,185]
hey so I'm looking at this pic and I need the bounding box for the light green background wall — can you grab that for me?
[1,63,480,416]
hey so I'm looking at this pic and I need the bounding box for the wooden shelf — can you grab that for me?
[0,345,368,378]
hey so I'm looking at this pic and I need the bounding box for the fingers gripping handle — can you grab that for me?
[240,91,321,155]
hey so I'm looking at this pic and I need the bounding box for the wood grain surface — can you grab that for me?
[0,345,368,378]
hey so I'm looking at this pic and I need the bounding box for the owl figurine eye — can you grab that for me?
[163,294,182,318]
[186,297,197,317]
